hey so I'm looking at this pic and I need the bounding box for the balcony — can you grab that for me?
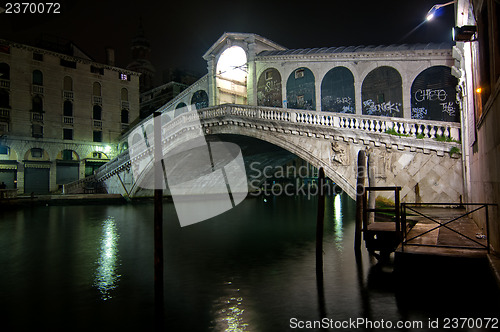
[63,116,74,125]
[63,90,74,100]
[0,79,10,89]
[31,112,43,123]
[32,85,44,95]
[93,119,102,128]
[121,123,129,131]
[93,95,102,105]
[121,100,130,109]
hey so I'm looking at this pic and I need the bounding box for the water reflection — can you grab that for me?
[333,194,343,250]
[211,281,248,331]
[94,217,120,300]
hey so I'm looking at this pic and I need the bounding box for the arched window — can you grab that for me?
[257,68,282,107]
[191,90,209,110]
[63,100,73,117]
[0,90,9,108]
[33,70,43,86]
[32,96,43,112]
[0,63,10,80]
[286,67,316,110]
[321,67,355,113]
[121,109,129,124]
[411,66,459,122]
[93,105,102,120]
[121,88,128,101]
[93,82,101,96]
[361,66,403,117]
[63,76,73,91]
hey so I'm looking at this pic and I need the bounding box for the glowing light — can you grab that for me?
[94,217,121,300]
[476,87,482,94]
[426,12,435,21]
[216,46,247,83]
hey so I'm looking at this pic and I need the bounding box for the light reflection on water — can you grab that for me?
[333,194,343,250]
[211,281,248,332]
[94,217,120,300]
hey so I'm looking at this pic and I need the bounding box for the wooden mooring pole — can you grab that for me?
[316,167,326,277]
[153,111,164,331]
[355,150,366,255]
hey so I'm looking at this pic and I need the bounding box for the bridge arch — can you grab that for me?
[286,67,316,110]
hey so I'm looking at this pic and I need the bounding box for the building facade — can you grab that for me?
[0,39,140,194]
[455,0,500,251]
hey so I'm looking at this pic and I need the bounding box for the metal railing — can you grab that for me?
[362,186,401,235]
[401,203,493,253]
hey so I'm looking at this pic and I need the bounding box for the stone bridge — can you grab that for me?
[91,103,463,203]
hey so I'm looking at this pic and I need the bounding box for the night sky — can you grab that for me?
[0,0,455,83]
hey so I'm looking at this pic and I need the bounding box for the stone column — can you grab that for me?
[206,55,217,106]
[246,39,257,106]
[355,80,363,115]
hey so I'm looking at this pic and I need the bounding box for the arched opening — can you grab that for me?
[216,46,247,105]
[321,67,355,113]
[63,76,73,91]
[286,67,316,110]
[411,66,459,122]
[191,90,209,110]
[257,68,282,107]
[362,66,403,117]
[93,82,102,96]
[33,70,43,85]
[56,149,79,186]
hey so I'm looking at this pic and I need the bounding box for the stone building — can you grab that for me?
[454,0,500,251]
[0,38,140,194]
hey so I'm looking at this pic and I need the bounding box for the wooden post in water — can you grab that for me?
[355,150,366,254]
[316,167,326,277]
[153,111,164,330]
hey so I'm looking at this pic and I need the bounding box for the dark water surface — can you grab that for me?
[0,194,498,331]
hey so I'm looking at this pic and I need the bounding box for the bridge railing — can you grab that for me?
[198,104,461,141]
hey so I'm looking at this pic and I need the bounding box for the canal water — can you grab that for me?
[0,194,498,331]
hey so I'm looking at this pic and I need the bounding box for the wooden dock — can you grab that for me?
[396,206,489,259]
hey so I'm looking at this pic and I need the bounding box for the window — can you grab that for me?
[63,100,73,117]
[93,152,103,159]
[33,70,43,85]
[93,82,101,96]
[63,76,73,91]
[0,145,8,155]
[62,150,73,160]
[33,53,43,61]
[60,59,77,69]
[93,105,102,120]
[0,90,9,108]
[93,131,102,142]
[295,69,305,79]
[265,70,273,80]
[91,66,104,75]
[119,73,130,81]
[32,125,43,138]
[121,88,128,101]
[121,109,129,124]
[0,63,10,80]
[63,128,73,140]
[32,96,43,113]
[31,148,43,158]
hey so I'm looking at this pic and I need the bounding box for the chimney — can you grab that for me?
[105,48,115,66]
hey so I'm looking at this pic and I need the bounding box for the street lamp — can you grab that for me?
[426,1,457,21]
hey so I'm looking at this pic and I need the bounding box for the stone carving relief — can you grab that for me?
[331,142,348,165]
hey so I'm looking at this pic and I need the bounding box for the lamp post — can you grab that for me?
[425,1,456,21]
